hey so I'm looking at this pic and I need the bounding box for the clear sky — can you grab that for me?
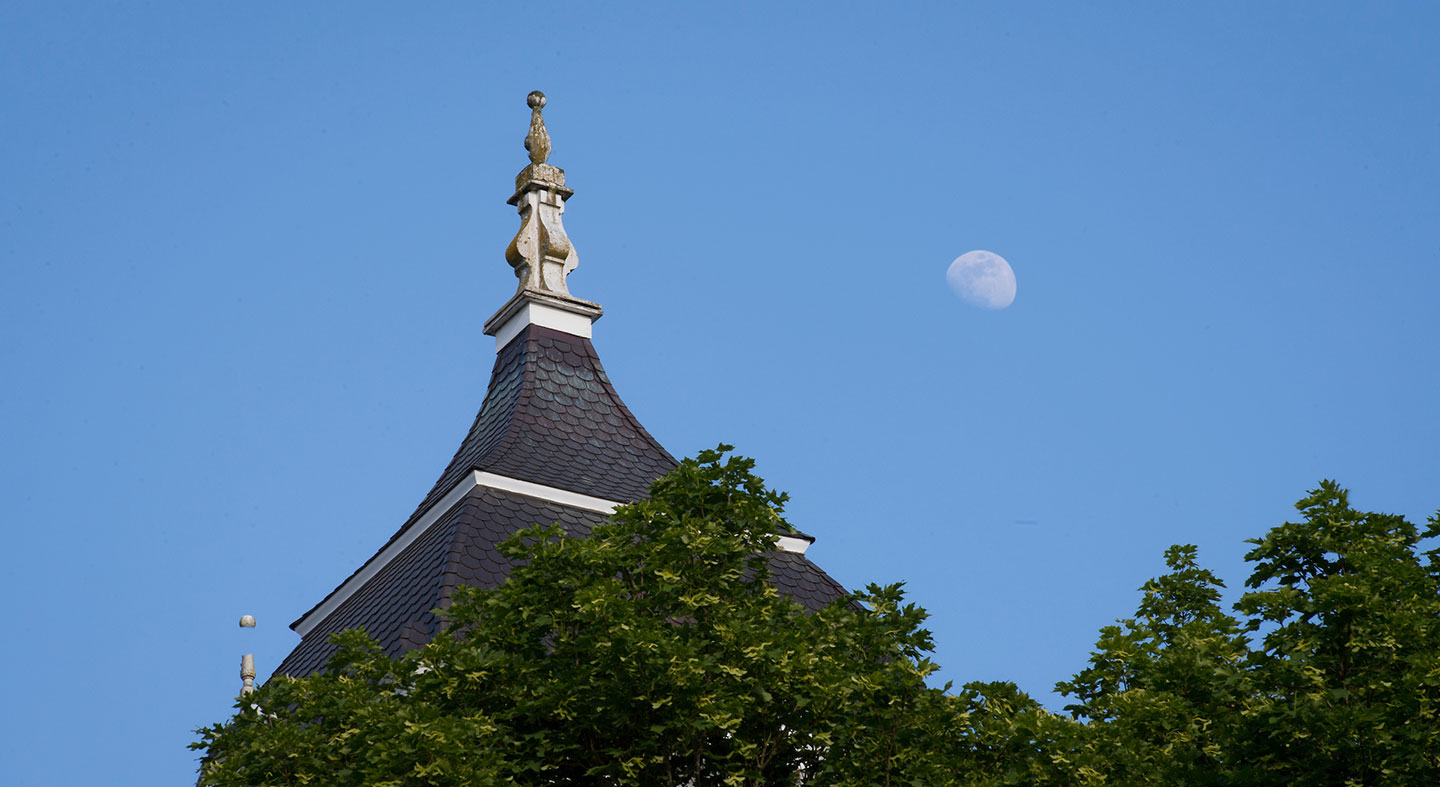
[3,3,1437,784]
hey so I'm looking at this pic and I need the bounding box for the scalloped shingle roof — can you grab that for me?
[277,324,849,678]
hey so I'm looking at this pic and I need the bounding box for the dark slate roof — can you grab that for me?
[415,323,678,509]
[277,486,609,677]
[276,485,849,677]
[287,324,679,633]
[768,550,851,611]
[277,320,849,678]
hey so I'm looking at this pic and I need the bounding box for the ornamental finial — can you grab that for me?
[486,91,603,346]
[524,91,551,165]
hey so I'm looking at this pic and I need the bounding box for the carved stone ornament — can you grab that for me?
[485,91,602,340]
[504,91,581,298]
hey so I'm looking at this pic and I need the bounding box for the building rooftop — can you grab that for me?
[275,93,848,677]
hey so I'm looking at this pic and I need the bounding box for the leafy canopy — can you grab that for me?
[1051,481,1440,786]
[194,446,977,786]
[195,459,1440,787]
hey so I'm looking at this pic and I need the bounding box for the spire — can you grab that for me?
[273,93,851,679]
[486,91,602,349]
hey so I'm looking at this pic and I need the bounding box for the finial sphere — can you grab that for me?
[527,91,546,109]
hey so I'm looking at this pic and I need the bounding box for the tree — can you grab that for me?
[1234,481,1440,785]
[195,467,1440,785]
[1055,545,1251,785]
[194,447,964,786]
[944,680,1093,787]
[1055,481,1440,786]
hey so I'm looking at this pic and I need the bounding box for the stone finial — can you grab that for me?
[487,92,602,345]
[502,92,590,301]
[524,91,551,165]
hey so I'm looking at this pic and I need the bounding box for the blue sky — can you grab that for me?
[3,3,1438,784]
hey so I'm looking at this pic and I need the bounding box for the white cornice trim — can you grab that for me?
[294,471,624,637]
[490,300,595,352]
[470,471,619,514]
[775,534,811,555]
[294,471,816,637]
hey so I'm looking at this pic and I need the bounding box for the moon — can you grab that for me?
[946,250,1016,310]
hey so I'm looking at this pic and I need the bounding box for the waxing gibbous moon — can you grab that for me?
[946,250,1016,310]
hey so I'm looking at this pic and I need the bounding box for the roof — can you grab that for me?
[277,485,607,677]
[277,322,850,677]
[417,323,678,509]
[277,483,850,678]
[286,323,678,635]
[274,93,850,678]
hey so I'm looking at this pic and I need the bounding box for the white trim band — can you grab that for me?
[470,471,618,514]
[294,471,624,637]
[775,534,811,555]
[294,472,815,637]
[492,301,594,351]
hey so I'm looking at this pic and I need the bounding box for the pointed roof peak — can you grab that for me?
[274,96,853,676]
[487,91,601,349]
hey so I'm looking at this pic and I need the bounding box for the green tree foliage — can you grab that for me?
[1057,481,1440,786]
[195,466,1440,786]
[1055,545,1250,785]
[194,447,970,786]
[1234,481,1440,784]
[944,681,1091,786]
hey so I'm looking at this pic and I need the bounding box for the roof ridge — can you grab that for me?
[400,327,538,523]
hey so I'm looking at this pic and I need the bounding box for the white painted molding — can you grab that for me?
[470,471,618,514]
[293,472,624,638]
[491,301,594,351]
[293,476,480,637]
[295,471,817,637]
[775,534,811,555]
